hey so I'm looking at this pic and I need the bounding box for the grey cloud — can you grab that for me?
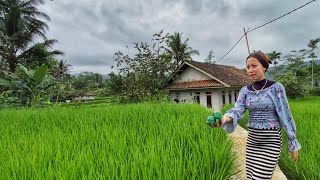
[204,0,232,18]
[69,54,114,67]
[38,0,320,74]
[240,0,319,28]
[184,0,203,14]
[239,0,293,23]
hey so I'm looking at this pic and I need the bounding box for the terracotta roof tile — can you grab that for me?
[165,80,223,89]
[184,60,252,86]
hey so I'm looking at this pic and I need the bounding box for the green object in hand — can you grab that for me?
[206,112,222,127]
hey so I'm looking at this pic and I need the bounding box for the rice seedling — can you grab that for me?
[0,103,236,179]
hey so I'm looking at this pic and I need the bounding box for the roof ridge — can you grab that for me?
[182,60,251,86]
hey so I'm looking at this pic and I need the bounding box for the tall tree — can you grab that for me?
[49,59,72,82]
[113,30,176,101]
[267,51,281,67]
[166,32,200,67]
[18,39,64,69]
[72,72,104,90]
[307,38,320,88]
[284,49,307,76]
[0,0,50,72]
[106,72,126,96]
[204,49,215,64]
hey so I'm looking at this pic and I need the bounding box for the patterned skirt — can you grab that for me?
[246,127,282,180]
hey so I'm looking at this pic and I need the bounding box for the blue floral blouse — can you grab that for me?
[222,82,301,152]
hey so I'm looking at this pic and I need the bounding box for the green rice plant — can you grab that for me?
[0,103,236,179]
[278,96,320,180]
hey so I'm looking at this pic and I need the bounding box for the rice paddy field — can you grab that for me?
[0,103,236,179]
[222,96,320,180]
[1,96,319,179]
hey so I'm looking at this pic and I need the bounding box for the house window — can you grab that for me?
[206,92,212,108]
[222,91,225,105]
[234,90,239,102]
[228,91,232,104]
[194,92,200,104]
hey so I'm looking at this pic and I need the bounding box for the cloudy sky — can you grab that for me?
[38,0,320,74]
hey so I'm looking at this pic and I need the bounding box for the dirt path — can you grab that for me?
[228,125,288,180]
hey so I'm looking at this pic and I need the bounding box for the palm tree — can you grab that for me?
[18,39,64,68]
[166,32,200,67]
[267,51,281,67]
[50,59,72,82]
[0,0,50,72]
[49,59,72,103]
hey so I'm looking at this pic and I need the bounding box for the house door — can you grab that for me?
[194,92,200,104]
[206,92,212,108]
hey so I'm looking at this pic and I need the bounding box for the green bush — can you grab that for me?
[310,87,320,96]
[276,73,305,99]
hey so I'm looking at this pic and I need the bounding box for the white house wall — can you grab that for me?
[174,67,211,83]
[170,87,242,112]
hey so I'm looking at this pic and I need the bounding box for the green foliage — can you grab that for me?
[49,59,72,82]
[271,41,320,97]
[112,30,200,102]
[276,72,305,99]
[284,49,307,76]
[310,87,320,96]
[166,32,200,66]
[0,64,57,106]
[0,0,51,72]
[106,72,125,96]
[18,40,64,69]
[72,72,104,90]
[204,49,215,64]
[266,50,281,67]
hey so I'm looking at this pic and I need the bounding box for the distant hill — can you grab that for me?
[305,59,320,65]
[268,59,320,70]
[266,59,320,80]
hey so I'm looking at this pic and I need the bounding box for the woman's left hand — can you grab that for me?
[288,151,299,162]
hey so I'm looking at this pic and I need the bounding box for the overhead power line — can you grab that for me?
[216,34,245,63]
[248,0,317,32]
[217,0,317,63]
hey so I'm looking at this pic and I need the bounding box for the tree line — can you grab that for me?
[265,38,320,98]
[0,0,106,107]
[0,0,319,107]
[0,1,201,106]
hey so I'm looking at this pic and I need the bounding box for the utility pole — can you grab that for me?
[243,28,251,55]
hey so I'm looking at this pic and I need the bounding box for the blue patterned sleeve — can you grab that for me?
[222,86,247,133]
[274,83,301,152]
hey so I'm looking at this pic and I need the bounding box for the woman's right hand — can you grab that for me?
[210,119,222,128]
[210,116,233,128]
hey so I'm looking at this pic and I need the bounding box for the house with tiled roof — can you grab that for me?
[162,60,252,111]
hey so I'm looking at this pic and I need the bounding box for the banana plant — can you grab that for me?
[0,64,57,106]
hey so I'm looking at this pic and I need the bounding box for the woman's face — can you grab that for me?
[246,57,266,82]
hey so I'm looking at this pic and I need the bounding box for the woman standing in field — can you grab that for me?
[214,51,301,180]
